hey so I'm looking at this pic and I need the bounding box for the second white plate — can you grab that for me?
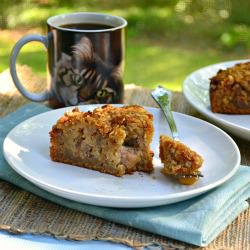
[183,59,250,140]
[3,105,240,208]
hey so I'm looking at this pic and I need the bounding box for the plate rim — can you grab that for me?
[183,59,250,134]
[3,104,241,207]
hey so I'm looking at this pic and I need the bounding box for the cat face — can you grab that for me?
[53,36,122,106]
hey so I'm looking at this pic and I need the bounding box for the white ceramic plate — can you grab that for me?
[183,59,250,140]
[3,105,240,208]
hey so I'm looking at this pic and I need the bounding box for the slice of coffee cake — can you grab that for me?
[210,62,250,114]
[50,105,154,176]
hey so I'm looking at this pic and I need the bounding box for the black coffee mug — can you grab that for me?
[10,12,127,108]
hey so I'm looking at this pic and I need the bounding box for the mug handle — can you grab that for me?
[9,34,49,102]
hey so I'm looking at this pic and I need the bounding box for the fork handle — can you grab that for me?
[158,101,179,141]
[152,90,180,141]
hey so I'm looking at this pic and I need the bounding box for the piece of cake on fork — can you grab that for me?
[159,135,203,185]
[50,105,154,177]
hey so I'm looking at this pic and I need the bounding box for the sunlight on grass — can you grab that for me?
[0,38,47,76]
[7,7,79,28]
[124,39,247,90]
[143,47,161,56]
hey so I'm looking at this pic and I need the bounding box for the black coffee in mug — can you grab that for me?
[60,23,114,30]
[10,13,127,108]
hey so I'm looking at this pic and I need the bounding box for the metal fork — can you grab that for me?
[151,86,203,179]
[151,86,179,141]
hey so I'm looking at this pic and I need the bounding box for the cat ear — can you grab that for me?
[57,52,72,77]
[58,52,72,67]
[61,52,71,61]
[72,36,94,63]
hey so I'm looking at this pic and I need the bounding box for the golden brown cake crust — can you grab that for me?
[50,105,154,177]
[210,62,250,114]
[159,135,203,176]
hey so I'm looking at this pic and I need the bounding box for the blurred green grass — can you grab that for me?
[1,0,250,90]
[2,37,246,91]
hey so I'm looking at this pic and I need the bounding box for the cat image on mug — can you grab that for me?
[10,13,126,108]
[54,36,122,106]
